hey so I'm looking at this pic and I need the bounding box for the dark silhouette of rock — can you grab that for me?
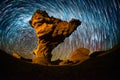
[0,43,120,80]
[59,59,74,65]
[30,9,81,65]
[90,51,106,57]
[59,48,90,65]
[51,59,63,65]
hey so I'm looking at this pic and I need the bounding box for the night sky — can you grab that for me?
[0,0,120,60]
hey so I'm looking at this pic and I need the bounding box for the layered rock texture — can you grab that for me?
[30,10,81,65]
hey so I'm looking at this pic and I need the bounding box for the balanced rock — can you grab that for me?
[30,9,81,65]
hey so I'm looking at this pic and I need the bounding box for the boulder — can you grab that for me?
[59,48,90,65]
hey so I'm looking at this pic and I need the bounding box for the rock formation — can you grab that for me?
[12,52,21,59]
[68,48,90,62]
[12,52,32,62]
[30,9,81,65]
[59,48,90,65]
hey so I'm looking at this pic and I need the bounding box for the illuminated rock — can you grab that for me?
[59,48,90,65]
[12,52,32,62]
[68,48,90,62]
[12,52,21,59]
[30,9,81,65]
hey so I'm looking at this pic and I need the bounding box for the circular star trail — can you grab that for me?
[0,0,120,60]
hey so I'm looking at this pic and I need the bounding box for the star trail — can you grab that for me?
[0,0,120,60]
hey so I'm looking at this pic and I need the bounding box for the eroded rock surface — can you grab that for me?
[59,48,90,65]
[30,9,81,65]
[68,48,90,62]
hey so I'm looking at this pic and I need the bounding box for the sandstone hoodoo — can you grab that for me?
[30,9,81,65]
